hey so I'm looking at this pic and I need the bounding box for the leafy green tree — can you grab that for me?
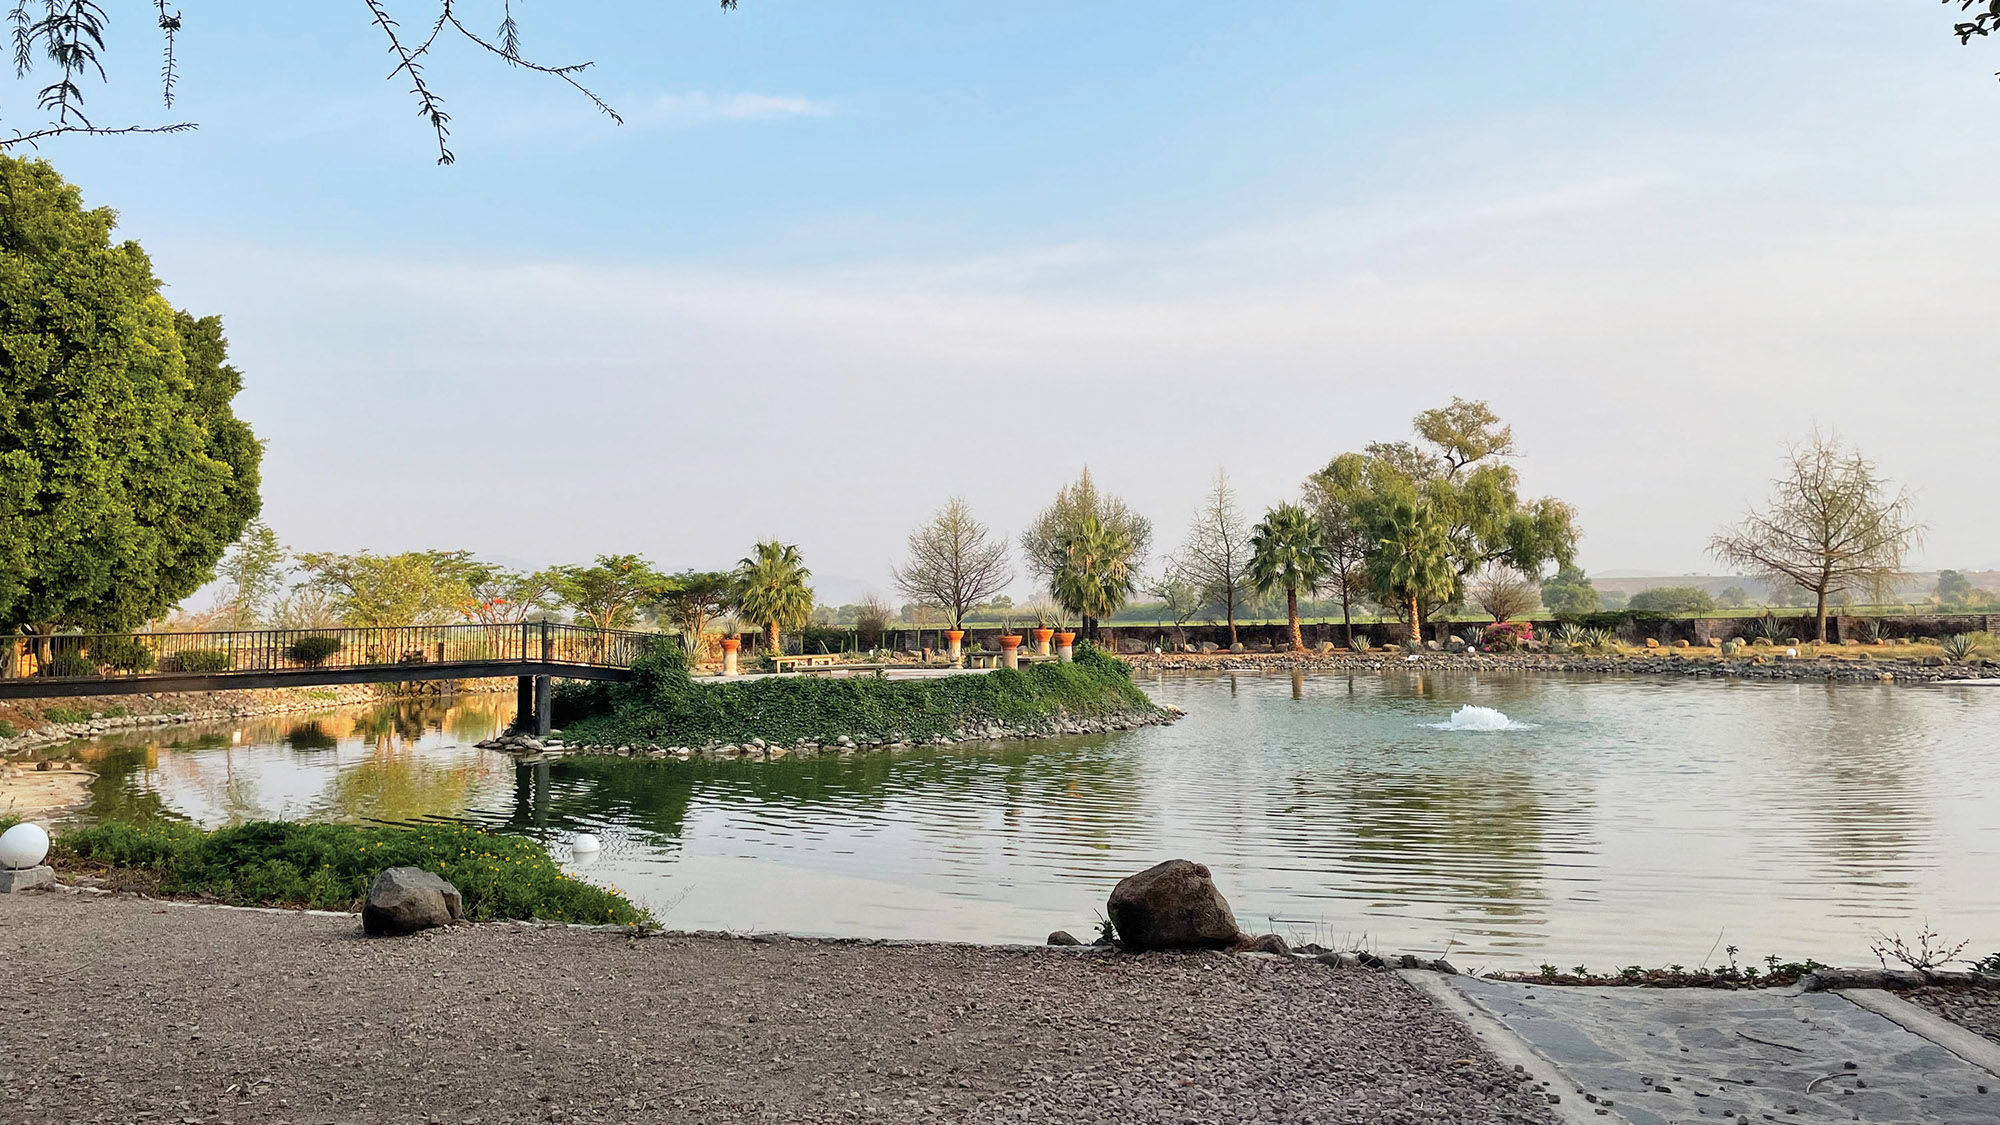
[464,565,560,624]
[552,554,661,632]
[0,156,261,643]
[1315,399,1577,641]
[1302,464,1371,647]
[1022,468,1151,626]
[734,541,814,654]
[651,571,737,650]
[1047,516,1139,639]
[294,550,482,627]
[1539,565,1601,617]
[1246,503,1330,652]
[1718,586,1749,609]
[1937,569,1973,604]
[215,520,288,627]
[1626,586,1717,614]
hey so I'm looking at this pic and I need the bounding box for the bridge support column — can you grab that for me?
[515,676,535,732]
[534,674,553,737]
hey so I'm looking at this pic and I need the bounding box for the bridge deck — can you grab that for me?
[0,660,632,701]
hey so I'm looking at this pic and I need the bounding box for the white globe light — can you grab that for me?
[0,822,50,870]
[571,833,601,853]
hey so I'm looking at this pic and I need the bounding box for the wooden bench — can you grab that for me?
[772,653,843,672]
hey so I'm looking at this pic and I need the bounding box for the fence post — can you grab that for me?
[540,621,552,663]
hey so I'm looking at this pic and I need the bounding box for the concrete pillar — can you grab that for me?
[946,630,964,666]
[515,676,535,731]
[1033,629,1052,658]
[999,635,1021,670]
[534,674,552,736]
[722,638,740,677]
[1056,632,1075,664]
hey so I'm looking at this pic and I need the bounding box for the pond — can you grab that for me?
[55,671,2000,971]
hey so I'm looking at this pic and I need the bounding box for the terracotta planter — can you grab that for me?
[998,635,1023,669]
[720,638,741,651]
[998,635,1022,648]
[1032,627,1054,657]
[944,629,965,665]
[721,637,741,677]
[1055,632,1077,664]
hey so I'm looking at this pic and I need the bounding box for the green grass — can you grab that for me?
[41,706,86,724]
[554,640,1156,747]
[54,819,644,925]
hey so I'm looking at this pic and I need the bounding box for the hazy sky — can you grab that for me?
[16,2,2000,600]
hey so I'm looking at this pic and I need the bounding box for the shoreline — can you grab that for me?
[1123,648,1998,682]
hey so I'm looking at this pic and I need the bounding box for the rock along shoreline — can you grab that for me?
[479,703,1183,761]
[1123,648,1997,683]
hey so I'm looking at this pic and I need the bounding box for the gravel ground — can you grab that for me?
[0,893,1554,1125]
[1906,984,2000,1044]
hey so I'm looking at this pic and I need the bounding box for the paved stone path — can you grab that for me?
[1435,975,2000,1125]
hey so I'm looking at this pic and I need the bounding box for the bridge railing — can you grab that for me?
[0,623,664,681]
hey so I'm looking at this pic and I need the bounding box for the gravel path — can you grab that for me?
[1907,985,2000,1045]
[0,893,1554,1125]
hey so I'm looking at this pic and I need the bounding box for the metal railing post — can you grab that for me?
[540,621,552,663]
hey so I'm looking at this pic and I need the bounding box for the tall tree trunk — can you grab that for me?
[1227,603,1238,647]
[1286,587,1303,652]
[1083,614,1098,643]
[767,621,781,655]
[1340,591,1354,647]
[1408,594,1422,644]
[1815,588,1828,644]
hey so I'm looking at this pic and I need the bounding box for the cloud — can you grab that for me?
[627,91,835,128]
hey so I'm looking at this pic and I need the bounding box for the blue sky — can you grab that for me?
[10,2,1999,598]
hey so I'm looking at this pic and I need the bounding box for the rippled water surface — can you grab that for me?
[62,671,2000,969]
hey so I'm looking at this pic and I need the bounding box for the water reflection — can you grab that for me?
[60,673,2000,969]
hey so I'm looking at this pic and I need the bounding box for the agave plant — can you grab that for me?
[1459,626,1483,647]
[1941,633,1975,663]
[1347,634,1370,653]
[1401,635,1426,654]
[1748,612,1789,644]
[1579,626,1614,652]
[1556,623,1587,649]
[1851,618,1883,645]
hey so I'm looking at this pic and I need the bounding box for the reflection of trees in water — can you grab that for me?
[1287,765,1552,922]
[319,746,493,824]
[508,742,1146,855]
[285,722,338,751]
[1762,683,1930,891]
[77,743,173,824]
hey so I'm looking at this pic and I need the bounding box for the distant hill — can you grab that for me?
[1588,571,1999,603]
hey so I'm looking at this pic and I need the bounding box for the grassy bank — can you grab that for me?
[51,819,644,925]
[553,642,1159,747]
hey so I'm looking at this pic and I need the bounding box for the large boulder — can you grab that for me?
[362,867,464,937]
[1106,859,1244,951]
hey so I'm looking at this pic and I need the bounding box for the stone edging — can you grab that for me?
[1125,651,1998,683]
[478,705,1184,760]
[0,680,513,756]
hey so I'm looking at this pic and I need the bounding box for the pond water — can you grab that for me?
[55,671,2000,971]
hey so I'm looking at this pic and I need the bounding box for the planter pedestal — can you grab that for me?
[1056,632,1076,664]
[999,636,1022,670]
[946,630,965,667]
[1033,628,1054,657]
[722,638,741,677]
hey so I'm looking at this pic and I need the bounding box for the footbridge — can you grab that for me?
[0,623,652,734]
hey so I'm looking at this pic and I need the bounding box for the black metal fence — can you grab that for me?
[0,623,661,681]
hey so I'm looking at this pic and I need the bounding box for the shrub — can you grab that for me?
[41,651,96,678]
[90,635,156,673]
[42,705,86,723]
[55,819,642,924]
[1346,634,1370,653]
[1941,634,1975,663]
[0,719,14,738]
[167,648,233,673]
[554,639,1155,747]
[285,635,343,667]
[1481,621,1534,651]
[1626,587,1717,614]
[1851,618,1883,645]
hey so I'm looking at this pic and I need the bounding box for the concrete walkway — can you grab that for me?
[1413,972,2000,1125]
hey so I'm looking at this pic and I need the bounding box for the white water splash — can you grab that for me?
[1427,705,1537,732]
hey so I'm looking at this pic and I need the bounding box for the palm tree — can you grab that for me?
[1047,516,1136,640]
[1247,503,1329,652]
[733,541,814,656]
[1364,493,1457,643]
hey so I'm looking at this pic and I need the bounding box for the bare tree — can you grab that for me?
[1471,564,1538,623]
[892,497,1013,632]
[1172,469,1250,646]
[1709,432,1924,643]
[1147,565,1204,647]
